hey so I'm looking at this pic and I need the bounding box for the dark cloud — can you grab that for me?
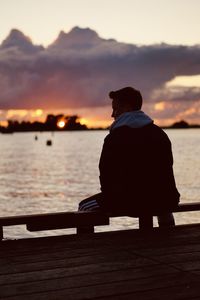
[0,27,200,124]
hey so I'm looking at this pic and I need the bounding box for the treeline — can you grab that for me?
[164,120,200,129]
[0,114,87,133]
[0,117,199,133]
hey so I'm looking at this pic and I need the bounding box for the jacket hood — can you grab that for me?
[110,110,153,131]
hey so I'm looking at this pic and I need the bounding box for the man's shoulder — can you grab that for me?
[107,123,168,136]
[150,123,170,137]
[104,126,132,146]
[109,123,156,135]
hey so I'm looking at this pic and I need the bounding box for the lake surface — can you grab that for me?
[0,129,199,239]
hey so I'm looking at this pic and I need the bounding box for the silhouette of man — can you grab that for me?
[79,87,180,227]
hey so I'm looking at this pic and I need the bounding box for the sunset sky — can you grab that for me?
[0,0,200,127]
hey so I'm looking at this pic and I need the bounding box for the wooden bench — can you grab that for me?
[0,202,200,241]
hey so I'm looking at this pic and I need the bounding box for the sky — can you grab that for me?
[1,0,200,47]
[0,0,200,127]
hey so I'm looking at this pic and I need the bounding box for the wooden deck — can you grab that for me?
[1,224,200,299]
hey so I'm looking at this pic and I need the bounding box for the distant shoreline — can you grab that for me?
[1,126,200,134]
[0,118,199,133]
[163,125,200,129]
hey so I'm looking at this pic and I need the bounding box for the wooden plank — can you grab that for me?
[0,211,109,227]
[26,213,109,231]
[1,224,200,258]
[2,284,200,300]
[0,201,199,228]
[0,242,146,265]
[1,201,200,241]
[0,267,182,297]
[0,272,199,300]
[0,212,109,240]
[0,226,3,240]
[139,215,153,229]
[1,224,200,257]
[0,241,156,266]
[175,202,200,212]
[97,284,200,300]
[76,225,94,234]
[143,252,200,264]
[3,227,193,268]
[138,243,200,257]
[0,264,176,286]
[0,247,158,274]
[1,225,200,299]
[170,261,200,272]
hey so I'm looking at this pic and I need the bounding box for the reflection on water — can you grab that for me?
[0,129,199,239]
[167,129,200,203]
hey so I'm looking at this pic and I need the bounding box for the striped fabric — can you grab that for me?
[78,198,100,212]
[78,195,175,227]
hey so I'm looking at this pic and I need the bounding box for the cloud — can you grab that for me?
[0,27,200,124]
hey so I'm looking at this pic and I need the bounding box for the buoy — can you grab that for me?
[46,140,52,146]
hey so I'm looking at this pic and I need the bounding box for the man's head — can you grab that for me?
[109,87,143,120]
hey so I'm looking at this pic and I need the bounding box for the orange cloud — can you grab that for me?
[1,27,200,125]
[154,102,166,111]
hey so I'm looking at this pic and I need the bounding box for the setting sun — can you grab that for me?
[57,120,66,128]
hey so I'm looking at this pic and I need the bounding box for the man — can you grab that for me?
[79,87,180,226]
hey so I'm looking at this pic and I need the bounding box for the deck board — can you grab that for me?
[1,225,200,299]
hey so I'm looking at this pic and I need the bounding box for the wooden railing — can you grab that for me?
[0,202,200,241]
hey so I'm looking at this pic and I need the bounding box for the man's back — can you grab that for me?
[99,123,180,213]
[79,86,179,225]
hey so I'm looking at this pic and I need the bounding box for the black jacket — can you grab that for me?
[99,123,180,214]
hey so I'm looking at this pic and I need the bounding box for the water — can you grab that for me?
[0,129,199,239]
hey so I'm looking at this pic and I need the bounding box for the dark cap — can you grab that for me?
[109,86,143,110]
